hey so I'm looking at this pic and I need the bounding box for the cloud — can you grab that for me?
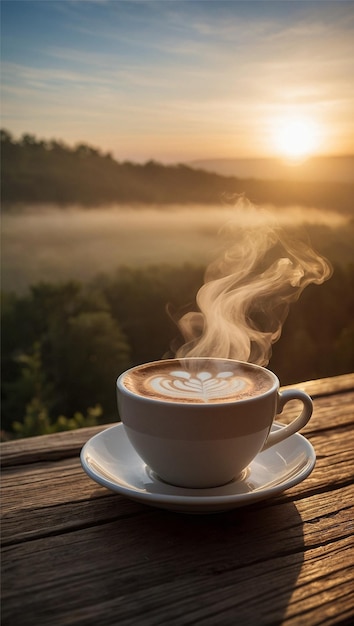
[1,0,353,159]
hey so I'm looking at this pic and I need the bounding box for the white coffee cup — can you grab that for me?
[116,357,313,488]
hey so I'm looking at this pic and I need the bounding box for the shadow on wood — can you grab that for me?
[3,495,304,625]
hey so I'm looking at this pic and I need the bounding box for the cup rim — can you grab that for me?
[116,357,279,407]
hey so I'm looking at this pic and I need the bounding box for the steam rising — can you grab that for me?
[174,199,332,366]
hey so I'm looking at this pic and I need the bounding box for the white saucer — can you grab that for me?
[80,423,315,514]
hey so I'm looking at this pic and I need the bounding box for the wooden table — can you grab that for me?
[1,374,353,626]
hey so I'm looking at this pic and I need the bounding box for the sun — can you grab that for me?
[273,116,321,161]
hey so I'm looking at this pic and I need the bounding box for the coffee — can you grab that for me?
[117,357,313,487]
[122,359,273,404]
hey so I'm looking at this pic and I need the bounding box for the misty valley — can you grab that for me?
[2,203,353,292]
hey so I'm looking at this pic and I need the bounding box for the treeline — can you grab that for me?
[1,263,353,440]
[1,130,353,212]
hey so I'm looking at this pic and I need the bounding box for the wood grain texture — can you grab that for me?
[2,489,353,626]
[281,372,354,397]
[0,424,107,467]
[1,426,353,547]
[1,374,353,626]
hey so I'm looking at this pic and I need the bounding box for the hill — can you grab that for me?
[190,155,354,184]
[1,130,353,213]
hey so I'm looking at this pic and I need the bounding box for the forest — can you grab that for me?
[1,131,353,439]
[1,129,353,212]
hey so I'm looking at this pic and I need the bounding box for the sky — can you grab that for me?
[1,0,354,163]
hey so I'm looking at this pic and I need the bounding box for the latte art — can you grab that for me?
[150,370,247,401]
[121,359,273,403]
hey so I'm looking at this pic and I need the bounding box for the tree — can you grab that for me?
[45,310,131,418]
[1,281,132,436]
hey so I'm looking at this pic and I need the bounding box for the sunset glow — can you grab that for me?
[273,117,322,160]
[1,1,353,161]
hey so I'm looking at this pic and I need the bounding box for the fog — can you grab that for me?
[1,203,351,293]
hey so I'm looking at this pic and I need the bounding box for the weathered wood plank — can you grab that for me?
[2,486,353,626]
[1,423,353,545]
[1,374,353,468]
[0,424,108,467]
[305,389,354,433]
[283,537,354,626]
[279,389,354,433]
[1,405,353,547]
[281,372,354,396]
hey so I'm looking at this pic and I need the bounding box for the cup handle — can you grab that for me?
[262,389,313,451]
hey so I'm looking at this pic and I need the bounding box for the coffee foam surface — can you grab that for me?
[122,360,273,403]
